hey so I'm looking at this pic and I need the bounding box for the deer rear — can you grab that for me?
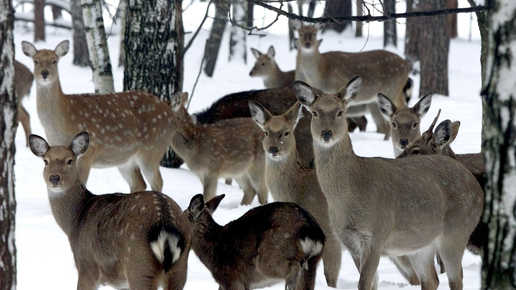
[14,60,34,146]
[29,132,191,290]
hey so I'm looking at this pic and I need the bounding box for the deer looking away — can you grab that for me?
[294,77,484,290]
[14,60,34,146]
[29,132,191,290]
[249,101,342,287]
[170,92,267,205]
[22,40,175,192]
[294,22,411,138]
[185,194,325,290]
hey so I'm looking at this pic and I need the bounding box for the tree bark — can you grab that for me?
[51,4,62,21]
[322,0,352,33]
[306,0,316,18]
[481,0,516,288]
[447,0,458,38]
[288,2,296,50]
[467,0,489,85]
[203,0,229,77]
[229,0,247,64]
[355,0,363,37]
[246,0,253,27]
[0,0,18,288]
[117,0,127,67]
[71,0,90,67]
[405,0,421,61]
[81,0,115,93]
[34,0,45,41]
[123,0,184,168]
[383,0,397,47]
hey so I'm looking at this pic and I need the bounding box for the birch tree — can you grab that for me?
[481,1,516,288]
[81,0,114,93]
[0,0,18,288]
[71,0,89,66]
[383,0,397,47]
[229,0,247,64]
[123,0,184,168]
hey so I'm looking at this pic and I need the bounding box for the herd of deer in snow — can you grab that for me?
[11,22,484,290]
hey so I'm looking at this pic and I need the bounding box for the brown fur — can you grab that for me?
[14,60,34,146]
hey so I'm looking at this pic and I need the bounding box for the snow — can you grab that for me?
[13,1,483,289]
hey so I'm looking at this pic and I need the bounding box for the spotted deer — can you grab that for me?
[377,92,433,157]
[185,194,325,290]
[170,92,267,205]
[294,78,484,290]
[22,40,175,192]
[294,22,411,138]
[249,101,342,287]
[14,60,34,146]
[29,132,191,290]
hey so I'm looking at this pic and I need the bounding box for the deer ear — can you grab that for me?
[249,101,271,130]
[377,93,396,119]
[413,94,432,117]
[205,194,225,214]
[294,81,316,107]
[29,134,49,157]
[70,132,89,156]
[266,46,275,58]
[171,92,187,112]
[403,78,413,104]
[250,47,261,59]
[55,40,70,57]
[339,76,362,102]
[188,194,205,219]
[21,41,37,57]
[449,121,460,144]
[285,102,303,129]
[433,120,455,149]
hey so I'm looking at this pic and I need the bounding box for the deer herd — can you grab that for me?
[13,22,484,290]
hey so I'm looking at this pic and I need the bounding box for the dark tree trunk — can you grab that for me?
[246,0,253,27]
[34,0,45,41]
[383,0,397,47]
[203,0,229,77]
[229,0,247,64]
[123,0,184,168]
[0,0,18,288]
[405,0,449,96]
[71,0,90,67]
[322,0,352,33]
[447,0,458,38]
[480,0,516,288]
[118,0,127,67]
[355,0,363,37]
[468,0,488,85]
[51,4,62,21]
[306,0,316,18]
[288,3,296,50]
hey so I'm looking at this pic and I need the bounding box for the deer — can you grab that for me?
[377,91,433,157]
[294,77,484,290]
[293,22,411,139]
[169,92,267,205]
[22,40,175,193]
[185,193,325,290]
[14,60,34,146]
[28,131,191,290]
[248,101,342,287]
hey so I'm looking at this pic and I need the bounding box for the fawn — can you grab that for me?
[170,92,267,205]
[22,40,175,192]
[29,132,191,290]
[294,77,484,290]
[185,194,325,290]
[14,60,34,146]
[249,45,295,89]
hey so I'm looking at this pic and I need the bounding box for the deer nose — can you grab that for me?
[269,146,279,155]
[400,139,409,147]
[321,130,333,142]
[49,174,61,186]
[305,42,311,48]
[41,70,49,79]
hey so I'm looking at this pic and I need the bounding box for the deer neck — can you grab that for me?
[191,214,223,272]
[265,145,300,201]
[171,114,200,159]
[263,64,286,88]
[36,77,70,142]
[297,48,321,71]
[47,182,93,236]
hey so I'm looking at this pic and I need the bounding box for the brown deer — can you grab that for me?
[22,40,175,192]
[249,101,342,287]
[29,132,191,290]
[185,194,325,290]
[377,92,433,157]
[14,60,34,146]
[170,92,267,205]
[294,78,484,290]
[249,46,295,89]
[294,22,411,138]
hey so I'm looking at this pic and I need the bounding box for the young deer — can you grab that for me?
[294,22,411,138]
[29,132,191,290]
[14,60,34,146]
[185,194,325,290]
[22,40,175,192]
[249,46,295,89]
[170,92,267,205]
[249,101,342,287]
[294,78,484,290]
[377,92,433,157]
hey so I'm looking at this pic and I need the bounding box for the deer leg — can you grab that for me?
[297,255,321,290]
[321,231,341,287]
[367,103,390,140]
[438,238,465,290]
[358,246,380,290]
[118,163,146,193]
[17,105,31,147]
[76,268,98,290]
[285,262,301,290]
[235,176,256,205]
[408,246,439,290]
[389,256,420,285]
[202,175,218,202]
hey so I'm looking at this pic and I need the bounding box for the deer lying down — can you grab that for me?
[29,132,191,290]
[185,194,325,290]
[170,92,267,205]
[14,60,34,146]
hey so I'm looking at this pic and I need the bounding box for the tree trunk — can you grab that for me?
[51,4,62,21]
[81,0,115,93]
[355,0,363,37]
[383,0,397,47]
[0,0,18,288]
[123,0,184,168]
[306,0,316,18]
[288,3,296,50]
[117,0,127,67]
[246,0,253,27]
[229,0,247,64]
[71,0,90,67]
[34,0,45,41]
[447,0,458,38]
[406,0,449,97]
[322,0,352,33]
[203,0,229,77]
[467,0,488,85]
[481,0,516,288]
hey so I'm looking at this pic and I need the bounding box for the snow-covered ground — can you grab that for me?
[14,1,482,289]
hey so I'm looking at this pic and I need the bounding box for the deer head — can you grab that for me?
[21,40,69,87]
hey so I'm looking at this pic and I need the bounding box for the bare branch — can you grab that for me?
[184,0,213,56]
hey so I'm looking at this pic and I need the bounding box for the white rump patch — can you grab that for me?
[150,231,182,265]
[299,237,323,258]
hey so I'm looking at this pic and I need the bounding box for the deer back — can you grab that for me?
[14,60,34,100]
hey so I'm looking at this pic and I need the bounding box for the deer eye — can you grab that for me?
[34,60,39,64]
[264,131,269,137]
[44,159,48,166]
[411,148,421,155]
[391,121,397,129]
[261,63,265,66]
[412,122,418,129]
[66,158,73,165]
[312,111,318,118]
[337,110,344,117]
[283,131,290,137]
[52,60,57,64]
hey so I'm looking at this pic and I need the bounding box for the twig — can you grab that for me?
[183,0,213,56]
[187,55,206,110]
[228,1,283,33]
